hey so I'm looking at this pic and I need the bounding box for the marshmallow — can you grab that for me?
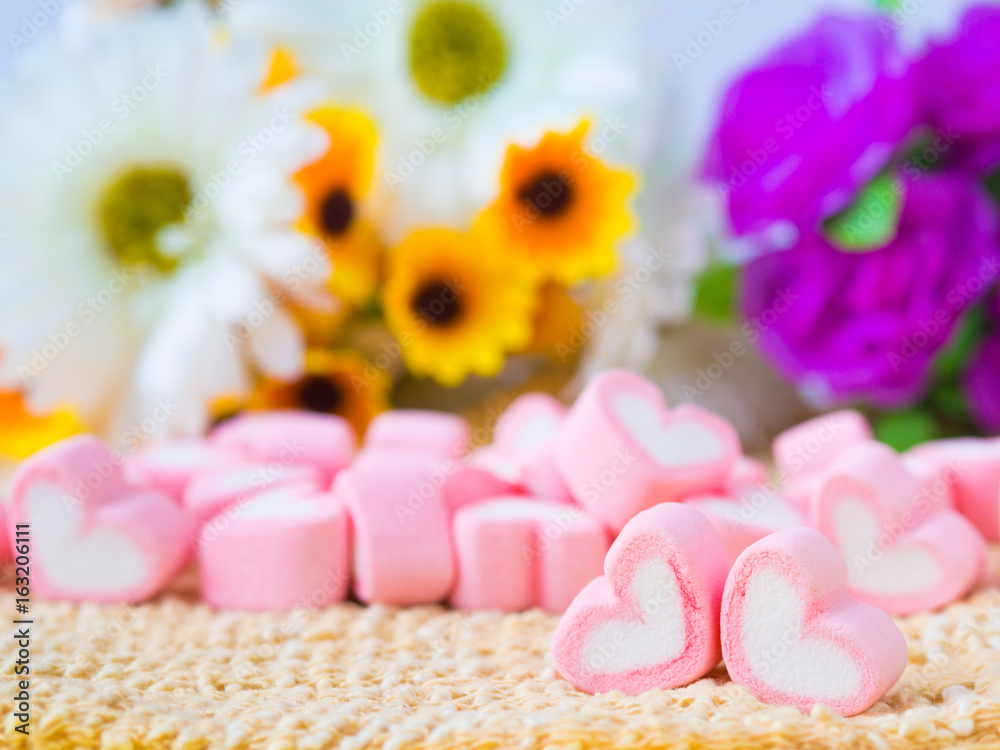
[555,369,741,533]
[905,438,1000,540]
[550,503,729,694]
[451,498,608,612]
[333,454,455,605]
[728,456,770,492]
[490,393,574,503]
[182,462,323,530]
[721,527,907,716]
[198,487,350,611]
[362,409,469,459]
[124,439,242,501]
[210,410,355,485]
[685,486,804,565]
[772,410,873,483]
[0,502,12,565]
[812,442,985,614]
[8,435,189,603]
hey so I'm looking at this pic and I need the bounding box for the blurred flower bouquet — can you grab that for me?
[700,5,1000,449]
[0,0,691,455]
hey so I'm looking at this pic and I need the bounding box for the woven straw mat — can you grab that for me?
[3,548,1000,749]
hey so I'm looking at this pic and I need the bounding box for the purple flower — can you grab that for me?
[918,5,1000,176]
[703,14,917,241]
[963,332,1000,434]
[741,172,998,408]
[920,6,1000,139]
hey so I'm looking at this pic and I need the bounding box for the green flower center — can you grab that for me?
[99,166,191,272]
[409,1,506,105]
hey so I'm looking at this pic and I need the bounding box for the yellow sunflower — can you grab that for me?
[295,107,382,309]
[522,282,584,357]
[479,121,636,285]
[247,349,390,437]
[383,228,537,386]
[0,390,80,459]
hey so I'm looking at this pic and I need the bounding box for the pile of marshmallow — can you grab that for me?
[4,368,999,714]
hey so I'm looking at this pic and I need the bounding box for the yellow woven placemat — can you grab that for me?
[3,552,1000,750]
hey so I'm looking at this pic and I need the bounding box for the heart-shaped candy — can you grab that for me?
[811,442,985,615]
[721,527,907,716]
[550,503,728,694]
[7,435,189,603]
[686,486,804,565]
[555,369,740,532]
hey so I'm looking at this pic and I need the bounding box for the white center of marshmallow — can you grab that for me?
[583,558,685,675]
[466,499,565,521]
[236,488,320,520]
[24,482,148,593]
[612,392,724,467]
[742,568,860,701]
[832,497,942,594]
[512,413,561,457]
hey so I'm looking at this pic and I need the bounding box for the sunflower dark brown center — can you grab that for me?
[518,170,572,218]
[319,188,355,237]
[412,280,462,326]
[298,375,343,413]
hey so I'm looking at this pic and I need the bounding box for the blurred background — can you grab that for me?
[0,0,994,464]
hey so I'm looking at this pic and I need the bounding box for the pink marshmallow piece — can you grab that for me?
[491,393,574,503]
[451,497,608,613]
[773,410,872,485]
[551,503,729,694]
[210,410,356,485]
[812,441,986,615]
[685,486,805,566]
[124,439,244,501]
[333,454,455,605]
[8,435,189,603]
[728,456,770,492]
[363,409,470,460]
[198,487,350,611]
[183,462,323,530]
[905,438,1000,540]
[555,369,741,533]
[721,527,908,717]
[0,502,12,565]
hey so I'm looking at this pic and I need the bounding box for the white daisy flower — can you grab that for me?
[228,0,666,241]
[0,1,331,441]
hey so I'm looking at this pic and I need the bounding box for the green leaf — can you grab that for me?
[693,262,738,324]
[822,173,904,253]
[874,409,940,452]
[934,307,988,382]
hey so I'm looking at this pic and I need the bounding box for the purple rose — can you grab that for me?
[703,14,917,241]
[963,332,1000,434]
[918,5,1000,176]
[741,172,998,408]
